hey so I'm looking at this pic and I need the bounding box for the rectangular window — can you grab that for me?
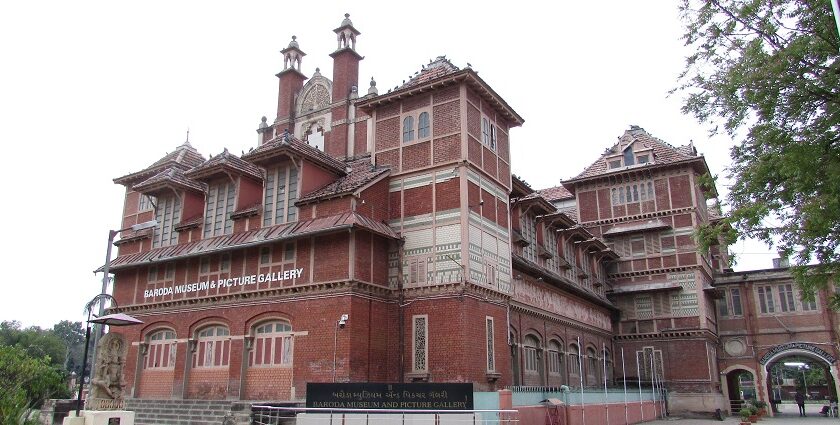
[165,263,175,280]
[412,315,428,372]
[635,295,653,318]
[778,284,796,312]
[263,165,299,227]
[204,181,236,237]
[220,253,231,272]
[199,256,210,274]
[485,317,495,372]
[520,214,537,262]
[407,256,429,286]
[637,154,649,164]
[148,265,159,282]
[138,194,155,212]
[757,286,775,314]
[547,348,561,375]
[153,195,181,248]
[717,295,730,317]
[259,247,271,265]
[569,347,581,375]
[730,288,743,316]
[612,180,654,206]
[609,159,622,169]
[524,346,538,373]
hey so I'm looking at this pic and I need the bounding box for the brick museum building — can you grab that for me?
[103,14,840,416]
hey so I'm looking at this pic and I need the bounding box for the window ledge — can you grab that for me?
[406,372,430,382]
[486,372,502,382]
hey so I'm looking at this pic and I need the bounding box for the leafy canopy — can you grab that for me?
[675,0,840,303]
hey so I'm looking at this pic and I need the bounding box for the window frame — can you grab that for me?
[263,164,299,227]
[203,179,237,238]
[249,320,294,368]
[194,325,231,369]
[144,329,177,370]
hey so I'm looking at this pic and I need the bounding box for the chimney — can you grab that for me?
[328,13,363,158]
[274,36,307,140]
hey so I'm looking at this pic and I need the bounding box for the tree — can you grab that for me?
[49,321,87,377]
[0,321,66,369]
[675,0,840,303]
[0,345,68,424]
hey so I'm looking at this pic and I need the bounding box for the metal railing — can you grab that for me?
[251,406,519,425]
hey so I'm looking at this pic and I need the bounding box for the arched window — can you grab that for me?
[250,321,293,367]
[145,329,177,370]
[547,340,564,376]
[569,343,581,375]
[418,112,430,139]
[523,335,540,374]
[403,116,415,142]
[587,347,598,378]
[193,325,230,368]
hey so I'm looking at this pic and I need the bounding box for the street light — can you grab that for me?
[75,294,143,417]
[91,220,157,380]
[784,362,810,398]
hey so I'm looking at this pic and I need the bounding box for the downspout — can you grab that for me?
[397,237,406,383]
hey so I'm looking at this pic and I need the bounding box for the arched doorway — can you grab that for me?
[725,368,756,412]
[760,342,839,417]
[766,355,837,417]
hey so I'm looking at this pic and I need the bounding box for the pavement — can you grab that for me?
[645,403,839,425]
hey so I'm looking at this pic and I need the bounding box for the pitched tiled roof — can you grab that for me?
[132,167,207,194]
[298,155,390,204]
[537,186,574,202]
[98,211,399,272]
[569,126,700,181]
[242,133,346,175]
[114,142,206,185]
[401,56,460,89]
[186,148,263,181]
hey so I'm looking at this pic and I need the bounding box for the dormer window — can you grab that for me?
[623,146,635,166]
[153,196,181,248]
[204,180,236,237]
[637,154,650,164]
[263,165,299,226]
[608,160,622,169]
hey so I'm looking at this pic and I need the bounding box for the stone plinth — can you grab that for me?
[61,410,134,425]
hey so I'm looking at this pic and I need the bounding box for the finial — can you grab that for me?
[259,116,268,129]
[315,67,320,73]
[370,76,376,87]
[345,13,350,18]
[185,128,190,144]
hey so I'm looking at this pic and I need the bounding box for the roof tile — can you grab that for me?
[114,142,206,185]
[242,133,345,174]
[186,148,263,181]
[298,155,390,204]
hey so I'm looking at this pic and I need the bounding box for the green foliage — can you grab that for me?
[676,0,840,297]
[754,400,767,408]
[0,345,68,424]
[740,407,751,419]
[0,321,67,370]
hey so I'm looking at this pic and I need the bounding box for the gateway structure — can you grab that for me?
[103,14,840,417]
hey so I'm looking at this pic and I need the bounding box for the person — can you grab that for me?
[795,391,806,416]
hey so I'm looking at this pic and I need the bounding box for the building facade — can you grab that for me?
[103,14,839,416]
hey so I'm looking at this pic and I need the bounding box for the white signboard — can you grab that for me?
[144,268,304,298]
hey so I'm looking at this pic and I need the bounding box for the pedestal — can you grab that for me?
[62,410,135,425]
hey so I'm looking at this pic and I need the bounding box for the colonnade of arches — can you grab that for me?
[509,328,613,388]
[135,315,296,400]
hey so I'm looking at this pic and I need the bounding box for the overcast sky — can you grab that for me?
[0,1,778,328]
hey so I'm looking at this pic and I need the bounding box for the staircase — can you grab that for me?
[125,399,251,425]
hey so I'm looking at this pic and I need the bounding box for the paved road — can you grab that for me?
[646,403,838,425]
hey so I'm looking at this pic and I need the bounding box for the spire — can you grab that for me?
[280,35,306,72]
[333,13,361,52]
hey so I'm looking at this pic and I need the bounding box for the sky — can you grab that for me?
[0,1,780,328]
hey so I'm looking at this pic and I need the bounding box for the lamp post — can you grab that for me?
[91,220,156,380]
[75,295,143,417]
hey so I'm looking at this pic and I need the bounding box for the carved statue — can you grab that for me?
[89,333,128,404]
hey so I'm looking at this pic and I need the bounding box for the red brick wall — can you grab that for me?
[138,369,175,398]
[187,368,229,399]
[313,233,349,281]
[435,177,460,211]
[433,101,460,136]
[354,118,368,155]
[669,175,692,209]
[375,149,399,173]
[403,185,433,217]
[578,190,598,222]
[301,161,339,198]
[402,141,431,171]
[245,367,293,400]
[375,117,399,151]
[357,178,389,221]
[433,134,460,164]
